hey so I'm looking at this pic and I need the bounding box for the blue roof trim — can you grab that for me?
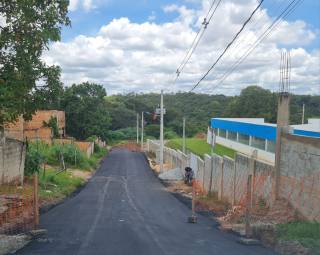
[211,119,277,141]
[293,129,320,138]
[211,118,320,140]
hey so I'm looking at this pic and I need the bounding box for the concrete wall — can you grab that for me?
[147,138,320,221]
[222,156,235,202]
[0,135,26,185]
[203,155,212,194]
[211,154,223,194]
[279,133,320,221]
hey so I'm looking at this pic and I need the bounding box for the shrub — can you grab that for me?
[25,145,44,176]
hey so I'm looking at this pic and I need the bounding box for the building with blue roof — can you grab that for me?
[207,118,320,164]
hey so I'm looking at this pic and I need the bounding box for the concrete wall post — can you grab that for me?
[219,158,224,201]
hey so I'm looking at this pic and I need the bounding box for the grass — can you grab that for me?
[39,168,85,200]
[277,221,320,254]
[166,138,236,159]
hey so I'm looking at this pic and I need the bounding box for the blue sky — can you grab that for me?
[63,0,320,50]
[44,0,319,95]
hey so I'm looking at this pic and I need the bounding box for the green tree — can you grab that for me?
[0,0,70,127]
[61,82,111,141]
[225,86,277,122]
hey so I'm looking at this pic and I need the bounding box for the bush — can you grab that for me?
[27,141,91,170]
[86,135,98,142]
[164,130,178,139]
[107,127,137,142]
[25,144,44,176]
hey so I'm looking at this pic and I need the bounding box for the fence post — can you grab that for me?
[249,150,257,207]
[232,156,237,206]
[245,174,252,238]
[33,173,39,228]
[208,156,214,194]
[219,158,224,201]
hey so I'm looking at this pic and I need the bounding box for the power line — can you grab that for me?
[190,0,264,92]
[214,0,303,88]
[224,0,287,61]
[175,0,222,81]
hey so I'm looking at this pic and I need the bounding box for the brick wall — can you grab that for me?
[4,116,24,141]
[74,141,94,157]
[24,110,65,130]
[0,135,26,185]
[5,110,66,141]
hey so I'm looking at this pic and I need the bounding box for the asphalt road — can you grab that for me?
[16,148,277,255]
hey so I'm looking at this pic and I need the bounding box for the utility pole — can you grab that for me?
[160,90,164,173]
[302,103,305,124]
[136,113,139,144]
[182,117,186,154]
[141,112,144,150]
[211,127,215,155]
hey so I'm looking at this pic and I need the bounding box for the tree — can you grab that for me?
[0,0,70,127]
[225,86,277,122]
[61,82,111,141]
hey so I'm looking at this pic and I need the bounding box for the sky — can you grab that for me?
[43,0,320,95]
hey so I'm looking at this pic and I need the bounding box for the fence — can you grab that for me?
[0,176,38,235]
[147,136,320,221]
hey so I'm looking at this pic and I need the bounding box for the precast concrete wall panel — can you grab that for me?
[203,154,212,193]
[222,156,235,202]
[234,154,250,205]
[197,157,205,189]
[211,154,223,194]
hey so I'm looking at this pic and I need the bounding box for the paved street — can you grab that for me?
[16,148,276,255]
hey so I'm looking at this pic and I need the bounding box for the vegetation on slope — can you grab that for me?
[277,221,320,254]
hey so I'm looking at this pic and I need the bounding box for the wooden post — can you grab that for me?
[33,173,39,227]
[245,174,252,238]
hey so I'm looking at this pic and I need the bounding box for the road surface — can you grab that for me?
[16,148,276,255]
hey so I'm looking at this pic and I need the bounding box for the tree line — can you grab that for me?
[104,86,320,140]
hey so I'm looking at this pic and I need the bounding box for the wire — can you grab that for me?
[190,0,264,92]
[214,0,303,88]
[175,0,222,82]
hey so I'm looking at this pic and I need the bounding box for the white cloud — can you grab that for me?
[46,0,319,95]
